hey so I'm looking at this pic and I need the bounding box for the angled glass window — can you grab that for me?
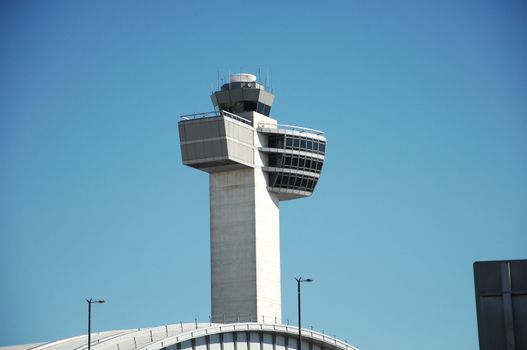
[268,154,283,167]
[275,174,282,186]
[244,101,257,111]
[257,102,265,114]
[295,176,302,187]
[268,135,285,149]
[292,157,299,167]
[263,104,271,116]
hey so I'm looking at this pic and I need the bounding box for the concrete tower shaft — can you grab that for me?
[178,74,326,323]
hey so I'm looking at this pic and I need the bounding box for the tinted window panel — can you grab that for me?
[277,137,284,148]
[268,135,284,149]
[269,154,282,167]
[274,175,280,186]
[295,177,302,187]
[244,101,257,111]
[263,104,271,116]
[268,135,276,148]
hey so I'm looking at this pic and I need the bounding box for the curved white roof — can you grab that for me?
[4,323,358,350]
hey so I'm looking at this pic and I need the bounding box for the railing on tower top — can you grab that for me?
[257,123,325,136]
[179,111,324,136]
[180,110,252,126]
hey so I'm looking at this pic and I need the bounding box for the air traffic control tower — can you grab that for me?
[178,73,326,324]
[0,73,359,350]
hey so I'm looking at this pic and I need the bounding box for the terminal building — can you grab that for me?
[1,74,357,350]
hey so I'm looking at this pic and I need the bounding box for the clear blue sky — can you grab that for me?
[1,1,526,349]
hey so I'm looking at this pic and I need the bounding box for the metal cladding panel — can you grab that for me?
[243,88,260,101]
[262,334,273,350]
[196,337,207,350]
[179,118,224,141]
[181,340,192,350]
[210,93,218,106]
[211,89,274,108]
[229,89,243,101]
[275,335,286,350]
[214,91,231,105]
[180,139,227,163]
[210,335,221,350]
[179,116,254,172]
[237,333,248,350]
[474,259,527,350]
[259,90,275,106]
[223,334,235,350]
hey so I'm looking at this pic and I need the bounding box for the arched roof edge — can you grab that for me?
[139,323,358,350]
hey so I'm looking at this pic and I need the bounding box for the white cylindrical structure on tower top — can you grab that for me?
[230,73,257,83]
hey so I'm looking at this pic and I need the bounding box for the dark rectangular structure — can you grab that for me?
[474,259,527,350]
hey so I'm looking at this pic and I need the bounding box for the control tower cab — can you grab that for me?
[180,73,326,200]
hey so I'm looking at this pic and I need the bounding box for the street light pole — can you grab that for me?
[86,298,105,350]
[295,277,313,350]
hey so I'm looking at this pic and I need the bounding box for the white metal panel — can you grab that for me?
[236,333,248,350]
[222,333,235,350]
[195,337,207,350]
[209,334,221,350]
[275,335,286,350]
[181,340,192,350]
[249,333,260,350]
[288,337,298,350]
[262,334,273,350]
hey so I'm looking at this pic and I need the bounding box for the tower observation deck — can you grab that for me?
[179,73,326,323]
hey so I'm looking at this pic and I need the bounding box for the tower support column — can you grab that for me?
[210,168,281,323]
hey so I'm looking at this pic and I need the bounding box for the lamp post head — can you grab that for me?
[295,277,314,283]
[86,298,106,304]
